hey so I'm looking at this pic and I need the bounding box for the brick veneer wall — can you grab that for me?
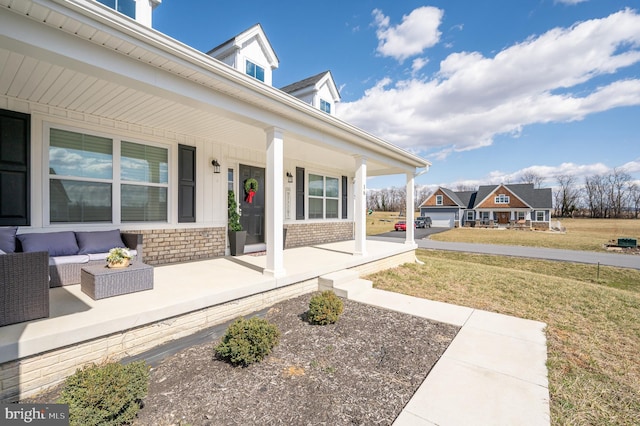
[130,227,226,266]
[284,222,354,248]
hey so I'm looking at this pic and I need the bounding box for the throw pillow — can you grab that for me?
[18,231,79,257]
[75,229,125,255]
[0,226,17,253]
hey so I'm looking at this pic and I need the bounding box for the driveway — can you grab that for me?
[370,233,640,270]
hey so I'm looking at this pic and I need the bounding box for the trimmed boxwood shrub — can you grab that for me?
[57,361,149,426]
[215,317,280,367]
[308,291,344,325]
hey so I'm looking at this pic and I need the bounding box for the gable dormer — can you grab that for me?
[280,71,341,115]
[96,0,161,27]
[207,24,279,86]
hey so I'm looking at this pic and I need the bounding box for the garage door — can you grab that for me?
[426,212,455,228]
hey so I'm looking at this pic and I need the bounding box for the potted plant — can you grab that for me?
[228,190,246,256]
[106,247,133,268]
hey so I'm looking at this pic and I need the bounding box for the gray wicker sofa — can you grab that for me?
[1,228,143,288]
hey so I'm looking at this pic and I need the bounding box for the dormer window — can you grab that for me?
[320,99,331,114]
[246,60,265,82]
[436,195,443,205]
[97,0,136,19]
[495,194,510,204]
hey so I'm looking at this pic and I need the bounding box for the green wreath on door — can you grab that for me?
[244,178,259,203]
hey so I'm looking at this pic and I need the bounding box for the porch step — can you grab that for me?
[332,278,373,298]
[318,269,360,289]
[318,270,373,298]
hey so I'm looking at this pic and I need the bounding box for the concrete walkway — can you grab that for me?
[370,235,640,269]
[348,288,550,426]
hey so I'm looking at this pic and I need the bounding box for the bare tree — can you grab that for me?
[455,184,477,192]
[555,174,580,217]
[584,174,607,218]
[629,182,640,219]
[520,171,546,189]
[607,168,632,218]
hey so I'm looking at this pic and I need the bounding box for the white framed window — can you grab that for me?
[436,195,443,205]
[495,194,510,204]
[535,210,545,221]
[245,60,265,82]
[48,127,168,224]
[466,211,474,221]
[227,168,234,192]
[517,211,526,221]
[320,99,331,114]
[97,0,135,19]
[308,173,339,219]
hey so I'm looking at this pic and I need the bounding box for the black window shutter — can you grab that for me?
[296,167,305,220]
[341,175,348,219]
[0,109,30,226]
[178,144,196,223]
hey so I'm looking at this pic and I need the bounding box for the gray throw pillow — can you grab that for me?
[0,226,17,253]
[75,229,125,255]
[18,231,79,257]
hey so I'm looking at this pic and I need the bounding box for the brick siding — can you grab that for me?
[129,227,226,266]
[284,222,354,248]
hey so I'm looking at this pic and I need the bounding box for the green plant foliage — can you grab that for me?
[228,190,243,232]
[57,361,149,426]
[215,317,280,366]
[308,291,344,325]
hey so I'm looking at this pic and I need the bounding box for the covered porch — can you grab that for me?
[0,238,417,401]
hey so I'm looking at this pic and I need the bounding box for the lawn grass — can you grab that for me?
[428,218,640,252]
[366,211,409,235]
[366,250,640,425]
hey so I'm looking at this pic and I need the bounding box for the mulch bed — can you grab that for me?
[27,293,460,425]
[135,294,459,425]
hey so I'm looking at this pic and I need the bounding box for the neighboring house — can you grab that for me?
[420,184,552,229]
[0,0,430,277]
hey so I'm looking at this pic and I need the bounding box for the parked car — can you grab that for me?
[394,220,415,231]
[415,216,432,228]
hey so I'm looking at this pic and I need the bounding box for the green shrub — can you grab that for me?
[308,291,344,325]
[57,361,149,426]
[215,317,280,366]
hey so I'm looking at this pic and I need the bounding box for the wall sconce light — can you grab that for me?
[211,159,221,174]
[286,171,293,183]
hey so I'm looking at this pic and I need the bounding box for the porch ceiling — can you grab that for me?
[0,0,428,176]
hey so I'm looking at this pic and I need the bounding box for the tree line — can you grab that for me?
[366,168,640,218]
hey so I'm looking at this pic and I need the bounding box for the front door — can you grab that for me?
[239,164,265,245]
[497,212,510,224]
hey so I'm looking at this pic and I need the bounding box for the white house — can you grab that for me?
[0,0,430,279]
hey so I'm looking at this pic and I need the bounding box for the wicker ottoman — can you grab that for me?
[81,263,153,300]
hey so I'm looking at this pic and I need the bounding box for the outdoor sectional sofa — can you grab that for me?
[0,227,143,326]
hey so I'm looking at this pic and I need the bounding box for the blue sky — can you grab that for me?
[154,0,640,191]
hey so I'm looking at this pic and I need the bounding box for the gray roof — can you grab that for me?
[436,184,552,209]
[473,184,552,209]
[280,70,332,94]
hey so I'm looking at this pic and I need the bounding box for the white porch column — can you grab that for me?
[354,156,367,256]
[405,172,415,245]
[264,127,286,278]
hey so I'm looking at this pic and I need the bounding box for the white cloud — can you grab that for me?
[555,0,588,5]
[338,9,640,154]
[411,57,429,75]
[373,7,444,62]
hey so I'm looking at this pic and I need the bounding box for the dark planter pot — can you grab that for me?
[228,230,247,256]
